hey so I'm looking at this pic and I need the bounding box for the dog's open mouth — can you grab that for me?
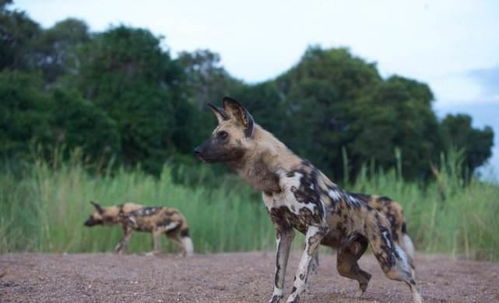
[194,152,207,162]
[194,150,218,163]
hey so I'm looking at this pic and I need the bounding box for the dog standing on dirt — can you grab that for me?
[194,97,422,303]
[84,201,193,256]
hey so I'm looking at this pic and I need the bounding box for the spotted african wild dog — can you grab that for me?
[84,201,193,256]
[194,97,422,303]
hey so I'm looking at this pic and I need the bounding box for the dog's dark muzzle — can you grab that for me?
[193,145,204,159]
[194,141,213,161]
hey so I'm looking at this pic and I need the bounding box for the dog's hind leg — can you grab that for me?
[368,222,422,303]
[336,234,371,296]
[114,226,133,254]
[166,232,187,256]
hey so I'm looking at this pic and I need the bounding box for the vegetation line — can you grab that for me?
[1,152,498,261]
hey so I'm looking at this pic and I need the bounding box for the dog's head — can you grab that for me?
[84,201,115,227]
[194,97,255,163]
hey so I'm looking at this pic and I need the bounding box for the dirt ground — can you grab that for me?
[1,252,498,303]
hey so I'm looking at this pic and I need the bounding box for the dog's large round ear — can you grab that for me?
[207,103,228,124]
[90,201,104,214]
[222,97,254,137]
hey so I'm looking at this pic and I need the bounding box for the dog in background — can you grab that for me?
[84,201,193,256]
[195,97,421,303]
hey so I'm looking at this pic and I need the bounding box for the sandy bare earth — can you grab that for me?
[1,252,498,303]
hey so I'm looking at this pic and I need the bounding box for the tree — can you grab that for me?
[348,76,440,179]
[74,26,183,174]
[0,1,41,71]
[178,49,243,109]
[50,89,120,162]
[440,114,494,175]
[0,4,494,181]
[0,71,51,159]
[271,47,383,178]
[33,18,90,83]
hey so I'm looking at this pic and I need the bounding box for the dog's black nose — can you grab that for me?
[193,146,202,157]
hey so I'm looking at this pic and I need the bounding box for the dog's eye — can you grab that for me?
[217,131,228,140]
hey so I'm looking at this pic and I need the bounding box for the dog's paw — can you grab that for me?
[285,294,300,303]
[268,295,283,303]
[355,288,365,298]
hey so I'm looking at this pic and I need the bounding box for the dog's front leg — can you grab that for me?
[269,226,295,303]
[114,226,133,254]
[286,226,328,303]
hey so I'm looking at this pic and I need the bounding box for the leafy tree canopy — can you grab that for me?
[0,4,494,180]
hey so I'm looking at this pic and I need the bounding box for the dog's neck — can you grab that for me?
[228,125,301,194]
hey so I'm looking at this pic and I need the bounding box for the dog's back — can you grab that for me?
[123,204,193,256]
[124,205,190,235]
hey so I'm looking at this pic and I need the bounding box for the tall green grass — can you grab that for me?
[1,152,498,260]
[347,150,499,260]
[0,159,275,254]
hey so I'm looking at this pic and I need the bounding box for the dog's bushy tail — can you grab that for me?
[401,222,415,268]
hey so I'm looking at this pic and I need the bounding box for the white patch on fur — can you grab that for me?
[272,287,283,297]
[328,189,342,201]
[128,216,137,226]
[164,222,180,231]
[395,244,410,273]
[347,196,361,206]
[267,172,319,216]
[181,237,194,256]
[382,230,392,249]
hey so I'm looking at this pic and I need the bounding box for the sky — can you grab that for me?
[14,0,499,173]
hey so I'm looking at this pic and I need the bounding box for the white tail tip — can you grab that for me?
[181,237,194,257]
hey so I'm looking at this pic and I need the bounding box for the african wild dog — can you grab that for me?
[194,97,422,303]
[84,201,193,256]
